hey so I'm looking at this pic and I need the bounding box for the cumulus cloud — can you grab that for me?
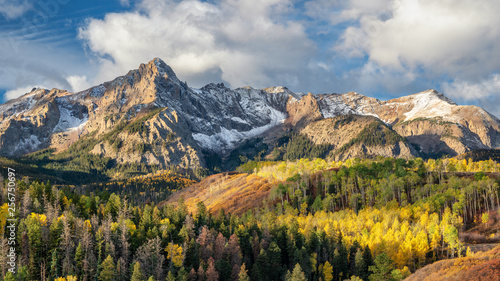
[336,0,500,79]
[305,0,393,25]
[4,85,44,100]
[443,75,500,101]
[0,30,97,103]
[79,0,315,89]
[67,75,91,93]
[442,74,500,118]
[0,0,32,20]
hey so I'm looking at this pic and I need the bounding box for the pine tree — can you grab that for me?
[354,248,365,279]
[99,255,116,281]
[231,264,241,281]
[228,234,242,267]
[252,249,270,281]
[188,268,197,281]
[285,263,307,281]
[165,272,175,281]
[196,201,207,226]
[131,262,145,281]
[197,226,214,261]
[214,232,227,261]
[50,249,59,280]
[338,243,349,280]
[75,242,83,278]
[293,247,310,279]
[267,241,283,280]
[368,253,394,281]
[206,257,219,281]
[197,265,205,281]
[4,272,16,281]
[349,241,360,276]
[178,267,189,281]
[361,246,373,281]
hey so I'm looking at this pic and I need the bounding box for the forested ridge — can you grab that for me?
[1,157,499,281]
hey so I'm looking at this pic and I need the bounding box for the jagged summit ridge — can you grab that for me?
[0,58,499,164]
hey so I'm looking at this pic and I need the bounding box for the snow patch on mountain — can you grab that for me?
[193,109,286,153]
[403,89,458,122]
[318,95,357,118]
[0,90,42,118]
[14,135,41,155]
[53,106,88,133]
[231,117,250,125]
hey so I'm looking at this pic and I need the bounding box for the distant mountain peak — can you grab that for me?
[1,58,500,166]
[410,89,457,105]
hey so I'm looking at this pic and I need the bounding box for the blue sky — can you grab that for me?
[1,0,500,116]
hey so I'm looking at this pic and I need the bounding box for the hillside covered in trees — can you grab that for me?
[1,156,499,281]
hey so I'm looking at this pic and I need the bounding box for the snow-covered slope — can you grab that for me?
[1,58,499,165]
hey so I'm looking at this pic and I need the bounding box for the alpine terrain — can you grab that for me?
[1,58,500,180]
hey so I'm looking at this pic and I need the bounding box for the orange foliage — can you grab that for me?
[405,246,500,281]
[164,172,274,215]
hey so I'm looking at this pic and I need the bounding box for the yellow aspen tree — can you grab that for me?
[166,243,184,268]
[414,230,429,267]
[429,228,441,260]
[322,261,333,281]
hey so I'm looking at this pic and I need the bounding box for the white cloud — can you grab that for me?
[0,0,32,20]
[336,0,500,78]
[0,32,96,102]
[4,85,44,100]
[67,75,91,93]
[305,0,393,25]
[3,74,91,101]
[442,74,500,118]
[443,75,500,101]
[78,0,314,89]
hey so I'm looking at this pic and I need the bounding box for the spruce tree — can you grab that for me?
[206,257,219,281]
[50,249,59,280]
[75,242,84,277]
[368,253,394,281]
[99,255,115,281]
[354,248,365,279]
[131,262,145,281]
[267,241,283,280]
[361,246,374,281]
[4,272,16,281]
[285,263,307,281]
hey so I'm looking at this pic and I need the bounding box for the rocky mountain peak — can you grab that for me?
[409,89,457,105]
[1,58,500,166]
[137,58,181,85]
[201,82,229,92]
[263,86,288,94]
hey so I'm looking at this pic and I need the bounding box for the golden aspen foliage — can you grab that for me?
[166,242,184,268]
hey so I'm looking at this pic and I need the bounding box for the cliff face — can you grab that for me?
[1,58,499,172]
[316,89,500,157]
[300,115,416,161]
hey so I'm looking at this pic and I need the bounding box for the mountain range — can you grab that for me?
[1,58,500,179]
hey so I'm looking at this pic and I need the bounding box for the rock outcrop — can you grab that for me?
[1,58,499,172]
